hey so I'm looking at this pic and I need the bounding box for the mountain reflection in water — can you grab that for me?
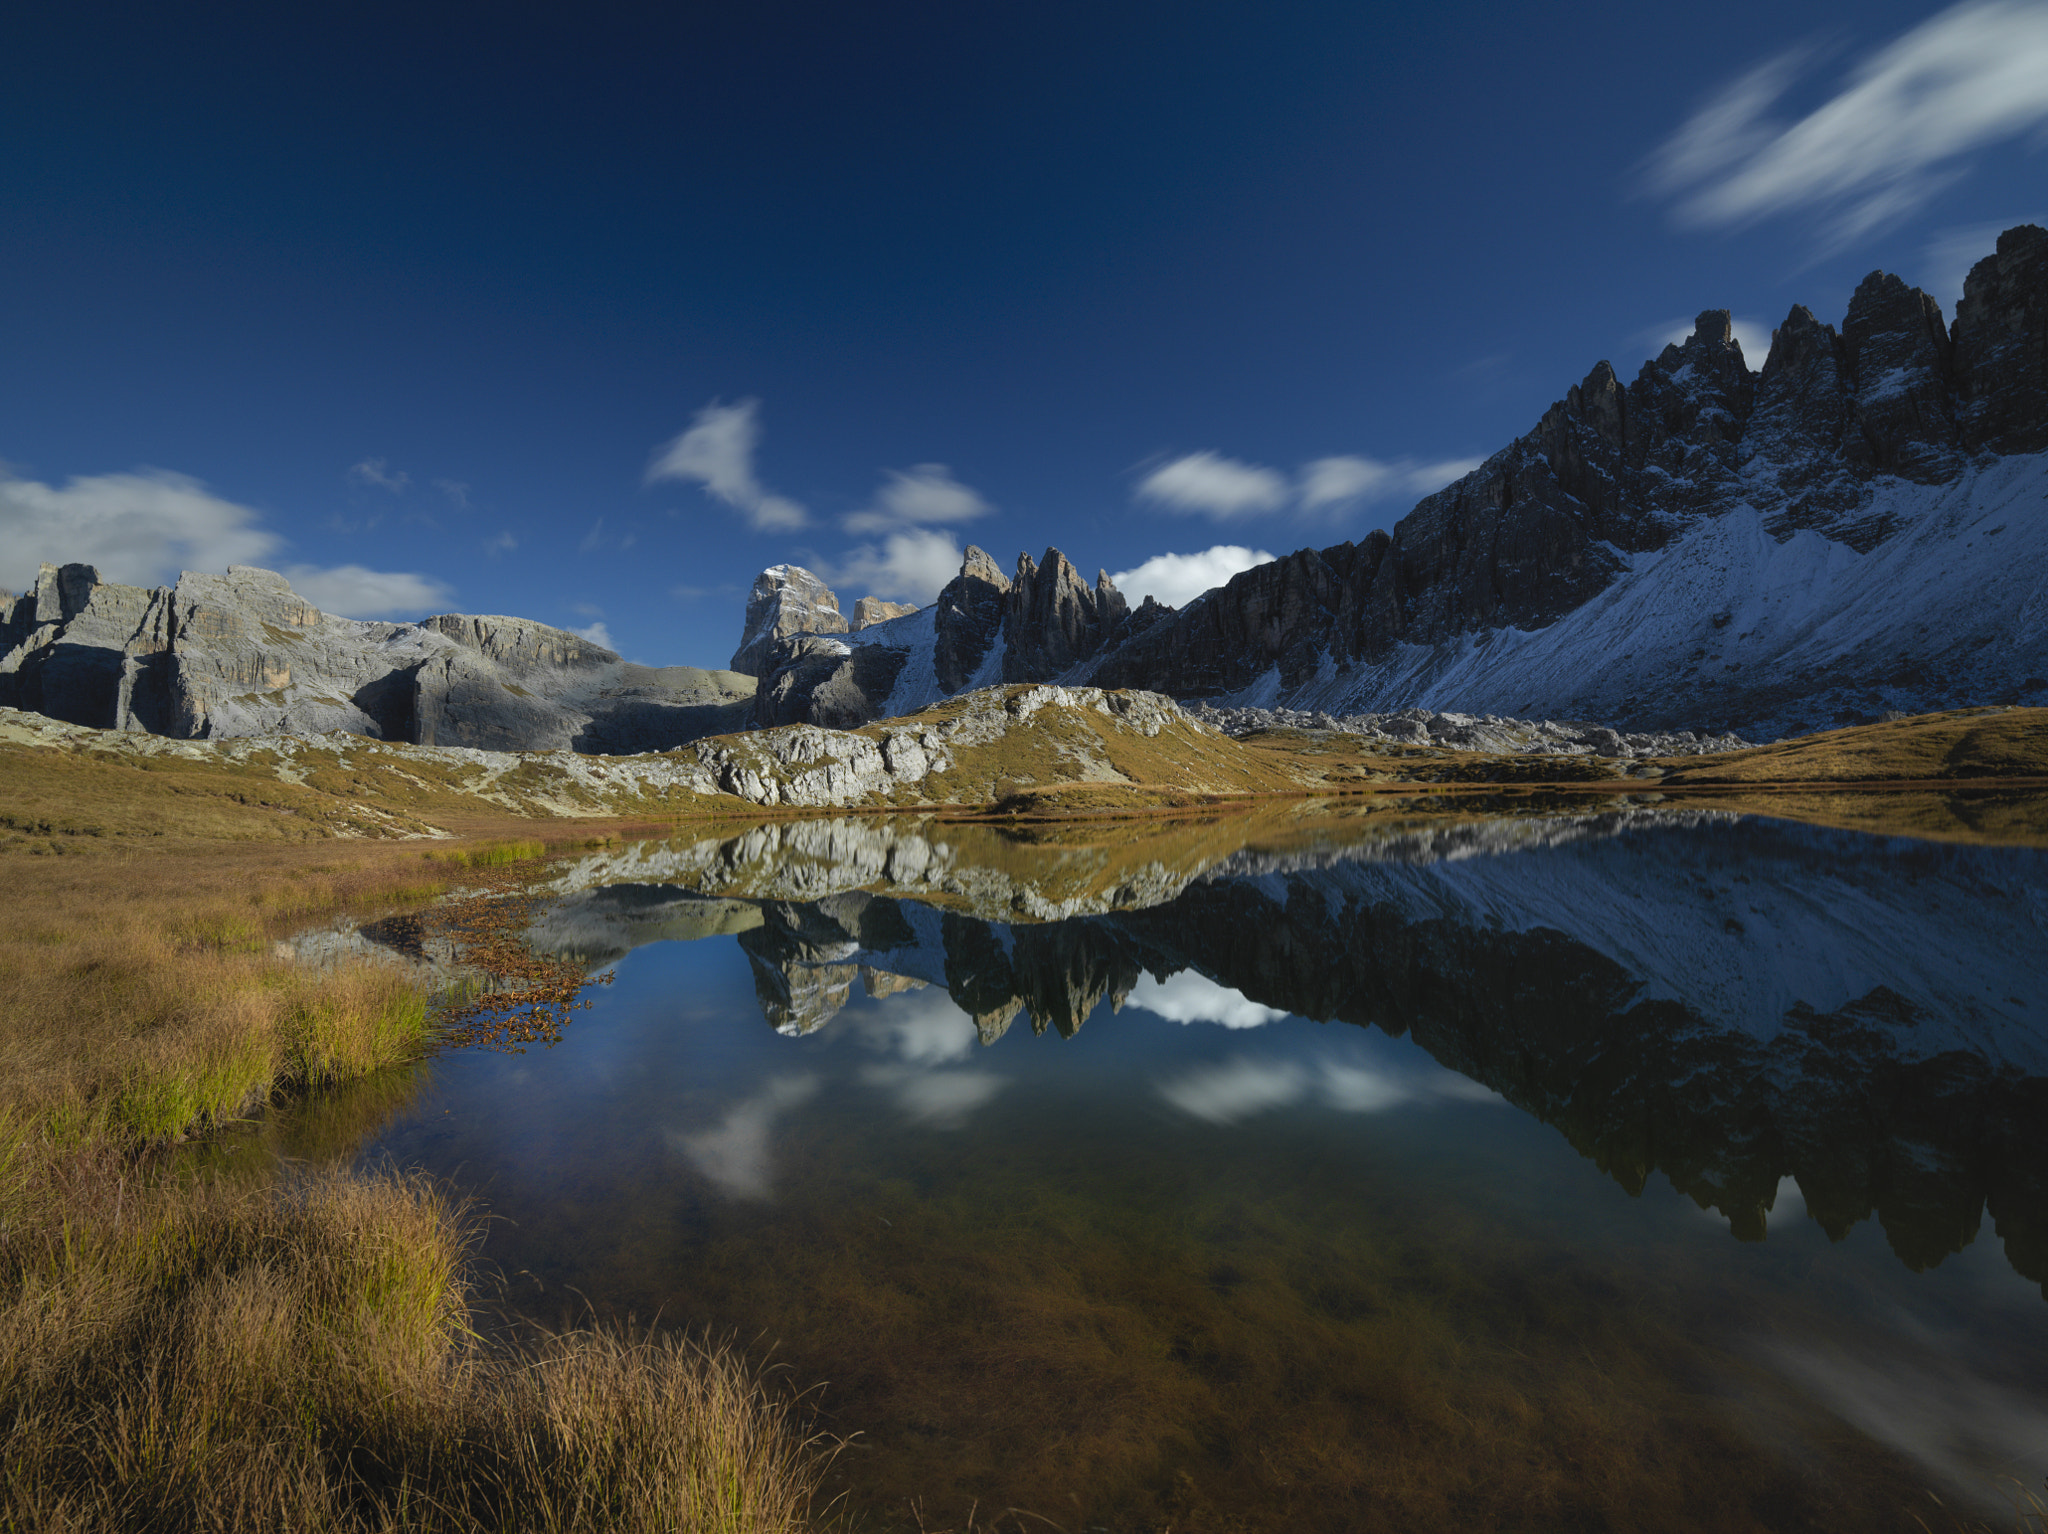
[526,810,2048,1289]
[327,804,2048,1530]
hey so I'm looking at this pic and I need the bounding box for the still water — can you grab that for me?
[330,806,2048,1530]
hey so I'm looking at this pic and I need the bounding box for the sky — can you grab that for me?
[4,0,2046,667]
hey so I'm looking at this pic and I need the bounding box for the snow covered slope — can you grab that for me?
[1267,450,2048,738]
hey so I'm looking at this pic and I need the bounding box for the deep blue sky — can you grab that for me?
[5,0,2044,666]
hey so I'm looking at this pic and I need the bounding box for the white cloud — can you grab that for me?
[282,564,452,618]
[843,463,993,535]
[860,1064,1007,1128]
[1645,2,2048,251]
[347,458,410,493]
[1134,450,1478,524]
[669,1075,820,1200]
[1126,971,1286,1029]
[433,478,471,510]
[484,530,517,555]
[1298,454,1480,509]
[1157,1051,1499,1125]
[826,527,959,605]
[0,465,450,619]
[857,990,980,1065]
[1923,215,2046,307]
[1645,314,1776,368]
[572,620,615,649]
[1135,451,1291,519]
[0,467,279,591]
[646,398,809,532]
[1109,545,1275,609]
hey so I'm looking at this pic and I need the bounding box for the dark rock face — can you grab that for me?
[1001,548,1125,681]
[1952,224,2048,456]
[752,634,910,729]
[729,565,848,677]
[931,545,1010,693]
[1079,227,2048,715]
[0,562,755,753]
[1092,541,1383,695]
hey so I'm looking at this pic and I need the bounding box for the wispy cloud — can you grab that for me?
[577,516,636,554]
[1136,449,1476,522]
[824,527,960,605]
[0,466,450,617]
[1135,451,1291,520]
[646,398,809,532]
[1645,2,2048,252]
[0,467,279,590]
[843,463,993,536]
[669,1075,820,1201]
[281,564,451,618]
[571,619,615,649]
[484,530,517,555]
[1157,1050,1498,1126]
[347,458,411,493]
[1297,454,1480,510]
[432,477,471,510]
[1109,545,1275,609]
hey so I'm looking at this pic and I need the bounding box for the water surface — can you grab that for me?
[321,807,2048,1530]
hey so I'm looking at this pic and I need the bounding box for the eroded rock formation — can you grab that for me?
[0,563,754,753]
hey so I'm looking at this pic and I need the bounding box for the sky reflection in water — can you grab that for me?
[344,811,2048,1530]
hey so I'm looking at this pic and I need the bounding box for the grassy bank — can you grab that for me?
[0,832,830,1532]
[0,1128,826,1532]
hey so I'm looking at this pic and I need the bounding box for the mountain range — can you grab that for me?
[5,224,2042,751]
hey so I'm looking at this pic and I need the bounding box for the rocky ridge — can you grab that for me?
[736,227,2046,740]
[1187,704,1753,758]
[0,562,755,753]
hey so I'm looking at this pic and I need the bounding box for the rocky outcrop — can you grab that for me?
[1002,548,1126,681]
[728,565,848,677]
[1951,224,2048,456]
[752,635,910,729]
[932,546,1010,692]
[851,596,917,629]
[0,563,755,753]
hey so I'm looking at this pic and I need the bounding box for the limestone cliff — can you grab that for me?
[0,563,754,753]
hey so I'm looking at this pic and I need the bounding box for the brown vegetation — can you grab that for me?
[0,827,830,1532]
[0,1131,828,1532]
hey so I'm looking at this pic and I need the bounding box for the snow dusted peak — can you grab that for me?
[729,564,848,677]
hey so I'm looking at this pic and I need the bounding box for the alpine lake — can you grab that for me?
[199,794,2048,1533]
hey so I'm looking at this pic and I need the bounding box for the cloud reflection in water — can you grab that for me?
[1126,971,1286,1029]
[668,1074,820,1200]
[1160,1053,1497,1125]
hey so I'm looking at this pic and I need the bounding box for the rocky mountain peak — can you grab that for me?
[1002,547,1124,680]
[729,564,848,677]
[1952,222,2048,455]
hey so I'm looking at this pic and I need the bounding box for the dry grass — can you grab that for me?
[0,823,831,1532]
[0,1125,829,1533]
[1656,706,2048,786]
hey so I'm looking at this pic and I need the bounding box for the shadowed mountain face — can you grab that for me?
[528,815,2048,1290]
